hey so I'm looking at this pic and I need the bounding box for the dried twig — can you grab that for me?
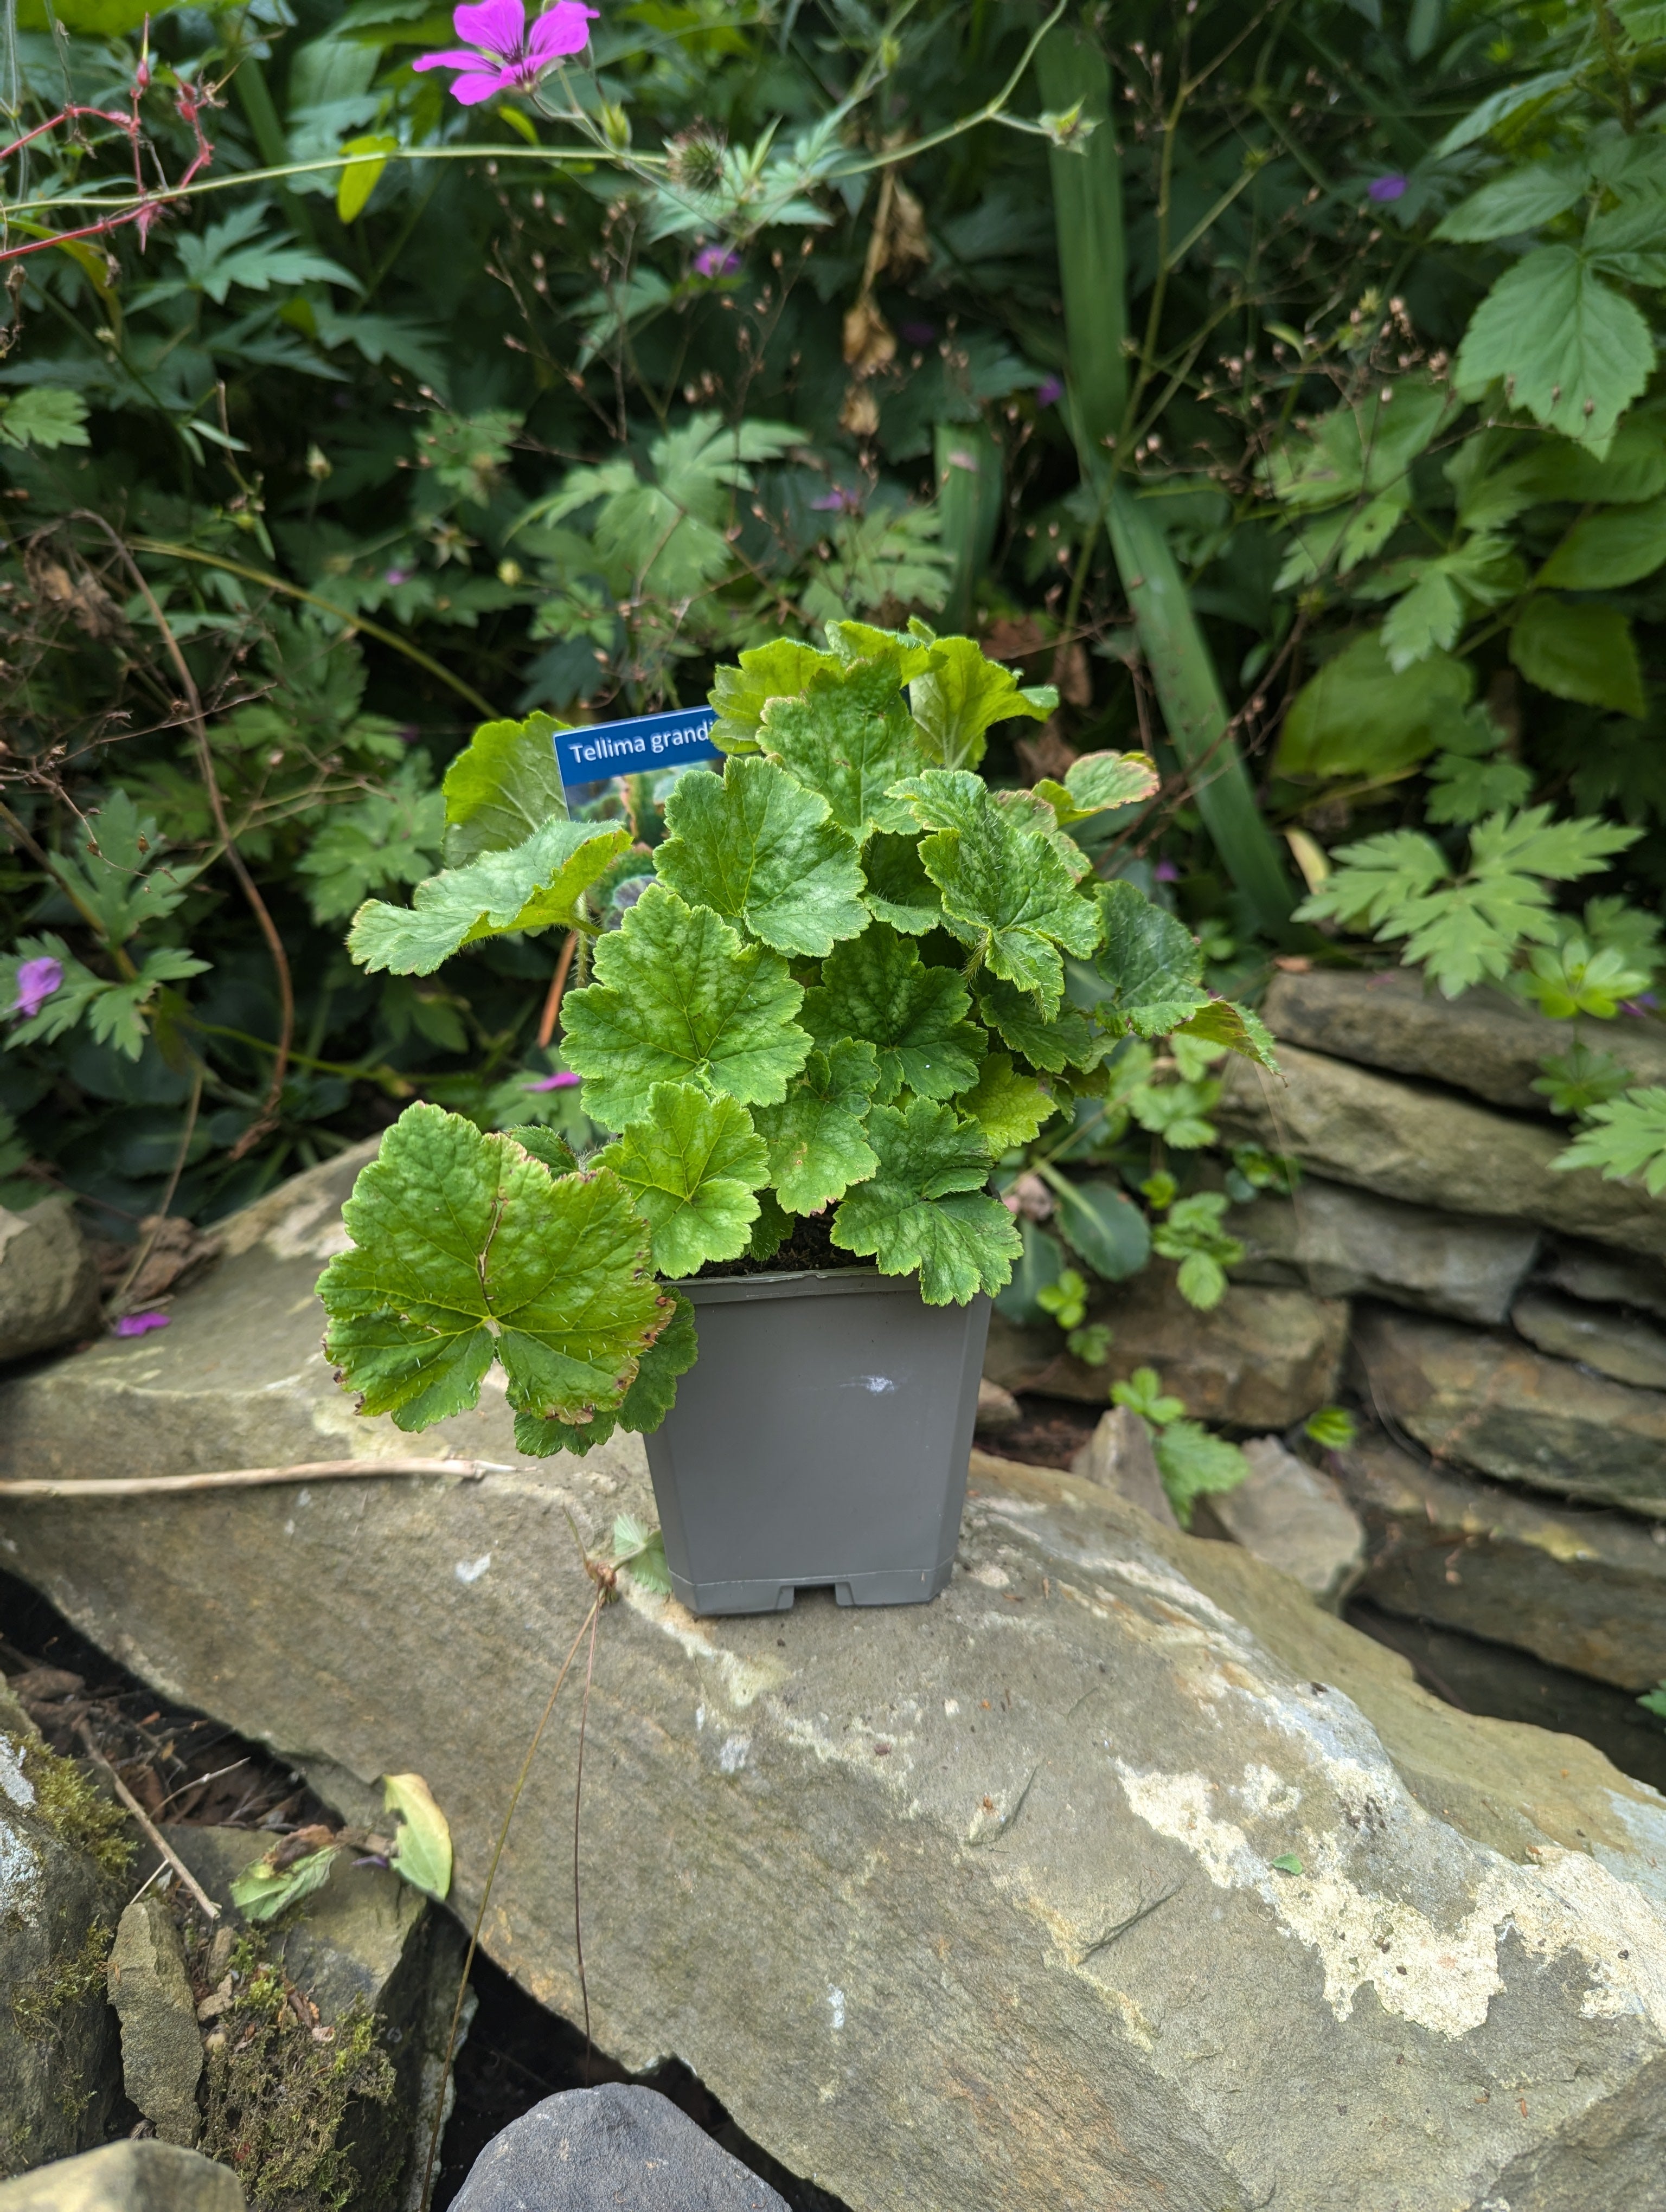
[76,1723,221,1920]
[0,1457,509,1500]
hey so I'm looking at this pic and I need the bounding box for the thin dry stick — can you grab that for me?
[109,1057,204,1317]
[535,928,580,1051]
[0,1457,506,1500]
[417,1589,605,2212]
[76,1724,221,1920]
[572,1590,603,2077]
[66,512,295,1149]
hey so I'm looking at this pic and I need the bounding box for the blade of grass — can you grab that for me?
[934,420,1004,633]
[1036,22,1126,448]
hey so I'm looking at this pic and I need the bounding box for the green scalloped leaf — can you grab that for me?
[860,832,943,936]
[824,620,941,681]
[561,883,810,1128]
[655,757,869,957]
[348,819,631,976]
[515,1291,699,1456]
[442,711,570,864]
[890,769,1103,1011]
[976,978,1105,1073]
[831,1099,1020,1304]
[1172,999,1279,1069]
[318,1103,669,1432]
[1090,879,1209,1037]
[801,925,984,1103]
[709,639,842,753]
[1033,750,1161,828]
[752,1040,881,1211]
[908,635,1056,770]
[760,659,924,843]
[957,1052,1058,1150]
[600,1082,768,1276]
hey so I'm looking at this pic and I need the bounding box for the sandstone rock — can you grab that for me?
[1263,967,1666,1113]
[1068,1404,1177,1528]
[984,1260,1347,1427]
[973,1379,1021,1433]
[0,1681,126,2179]
[1351,1304,1666,1518]
[452,2085,787,2212]
[107,1894,202,2146]
[1197,1437,1364,1607]
[0,1196,100,1364]
[1220,1042,1666,1259]
[1337,1438,1666,1693]
[0,2142,244,2212]
[1540,1238,1666,1321]
[7,1149,1666,2209]
[1512,1287,1666,1391]
[1227,1177,1540,1326]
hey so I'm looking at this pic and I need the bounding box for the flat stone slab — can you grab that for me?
[1222,1043,1666,1260]
[1338,1439,1666,1694]
[985,1258,1347,1426]
[0,2143,244,2212]
[1512,1287,1666,1391]
[1263,968,1666,1114]
[4,1150,1666,2211]
[1352,1303,1666,1519]
[453,2085,787,2212]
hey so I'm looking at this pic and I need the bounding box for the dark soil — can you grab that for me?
[973,1392,1101,1471]
[697,1208,864,1279]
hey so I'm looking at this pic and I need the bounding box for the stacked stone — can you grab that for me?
[1216,968,1666,1697]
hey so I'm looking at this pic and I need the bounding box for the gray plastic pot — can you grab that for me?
[643,1267,991,1617]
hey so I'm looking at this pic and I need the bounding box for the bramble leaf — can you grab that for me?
[515,1291,699,1456]
[1538,494,1666,591]
[709,638,842,752]
[800,925,984,1102]
[1046,1175,1151,1279]
[441,711,571,863]
[1509,596,1646,717]
[599,1082,768,1276]
[976,977,1104,1073]
[318,1103,668,1431]
[957,1053,1058,1150]
[860,832,943,936]
[1453,245,1653,454]
[1553,1086,1666,1194]
[831,1099,1018,1303]
[1154,1421,1249,1527]
[1090,879,1208,1037]
[890,769,1103,1010]
[655,758,868,956]
[908,635,1056,770]
[752,1040,881,1211]
[759,659,924,842]
[561,883,810,1127]
[348,819,631,975]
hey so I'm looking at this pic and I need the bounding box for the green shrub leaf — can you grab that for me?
[1509,596,1646,717]
[860,832,943,935]
[600,1082,768,1276]
[976,978,1104,1073]
[1453,245,1654,454]
[318,1103,668,1431]
[1091,879,1208,1037]
[383,1773,452,1900]
[1553,1085,1666,1194]
[908,635,1056,770]
[441,711,571,863]
[1046,1175,1151,1280]
[831,1099,1019,1303]
[231,1846,338,1924]
[752,1040,881,1211]
[1277,633,1475,779]
[1153,1420,1248,1527]
[994,1217,1066,1324]
[759,660,924,842]
[562,883,810,1127]
[1538,494,1666,590]
[801,925,984,1102]
[891,769,1103,1009]
[655,757,868,956]
[348,819,631,975]
[957,1052,1058,1150]
[1172,999,1279,1068]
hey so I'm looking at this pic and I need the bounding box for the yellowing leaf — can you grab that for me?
[383,1772,452,1900]
[337,134,398,224]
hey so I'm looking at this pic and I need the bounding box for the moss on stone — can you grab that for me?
[10,1915,113,2045]
[20,1741,134,1880]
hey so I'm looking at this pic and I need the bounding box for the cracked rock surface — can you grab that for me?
[3,1147,1666,2211]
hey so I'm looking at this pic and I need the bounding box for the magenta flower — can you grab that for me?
[414,0,597,105]
[811,486,858,512]
[1036,375,1065,408]
[384,567,412,587]
[113,1311,170,1337]
[1368,174,1408,203]
[527,1070,580,1091]
[1153,859,1180,883]
[693,244,741,279]
[11,956,63,1020]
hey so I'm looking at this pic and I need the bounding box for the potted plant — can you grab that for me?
[317,619,1274,1614]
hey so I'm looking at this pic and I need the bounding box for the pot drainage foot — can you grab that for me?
[675,1560,955,1616]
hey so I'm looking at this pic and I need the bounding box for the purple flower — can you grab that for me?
[899,320,935,346]
[528,1070,580,1091]
[413,0,597,105]
[384,567,411,587]
[1036,375,1065,409]
[1621,993,1661,1016]
[1367,174,1408,204]
[113,1311,170,1337]
[11,956,63,1020]
[1153,859,1180,883]
[811,486,858,512]
[693,244,741,279]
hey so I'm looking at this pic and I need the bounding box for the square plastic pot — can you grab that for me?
[643,1267,991,1617]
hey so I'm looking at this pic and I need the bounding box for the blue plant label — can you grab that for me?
[553,707,722,794]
